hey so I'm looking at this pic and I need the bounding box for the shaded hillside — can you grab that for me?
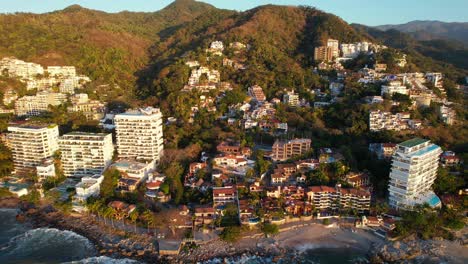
[375,20,468,46]
[353,24,468,77]
[0,0,216,96]
[137,5,368,98]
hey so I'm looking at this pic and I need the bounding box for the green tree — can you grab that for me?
[261,223,279,237]
[219,226,242,242]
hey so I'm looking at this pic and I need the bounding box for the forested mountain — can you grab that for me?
[0,0,466,101]
[375,20,468,46]
[353,24,468,75]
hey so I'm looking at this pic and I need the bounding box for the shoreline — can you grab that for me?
[2,196,466,263]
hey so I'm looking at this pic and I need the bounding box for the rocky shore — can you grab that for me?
[369,234,468,264]
[3,198,160,263]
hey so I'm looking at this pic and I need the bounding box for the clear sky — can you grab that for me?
[0,0,467,26]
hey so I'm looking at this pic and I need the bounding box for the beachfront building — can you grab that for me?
[7,123,59,175]
[74,174,104,203]
[36,158,56,181]
[15,92,67,116]
[59,132,114,178]
[307,186,371,213]
[213,186,237,209]
[388,138,442,210]
[271,138,311,161]
[114,107,164,163]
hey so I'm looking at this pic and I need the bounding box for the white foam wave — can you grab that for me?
[63,256,141,264]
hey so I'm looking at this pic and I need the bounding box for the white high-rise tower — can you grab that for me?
[114,107,164,163]
[388,138,442,210]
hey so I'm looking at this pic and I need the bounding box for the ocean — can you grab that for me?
[0,208,367,264]
[0,208,138,264]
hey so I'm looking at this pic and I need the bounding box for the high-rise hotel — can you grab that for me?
[114,107,164,164]
[7,123,59,175]
[59,132,114,178]
[388,138,442,209]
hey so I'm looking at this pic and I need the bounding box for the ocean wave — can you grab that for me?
[63,256,141,264]
[0,227,97,263]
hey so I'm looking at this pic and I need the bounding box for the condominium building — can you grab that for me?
[314,46,334,62]
[283,91,300,106]
[59,132,114,178]
[46,66,76,77]
[327,39,340,58]
[213,186,237,207]
[307,186,371,212]
[59,76,91,94]
[36,158,56,181]
[114,107,164,162]
[67,93,105,120]
[381,81,408,96]
[248,85,267,102]
[439,105,456,125]
[271,138,311,161]
[369,110,411,131]
[388,138,442,209]
[15,92,67,116]
[340,42,370,58]
[7,123,59,175]
[0,57,44,79]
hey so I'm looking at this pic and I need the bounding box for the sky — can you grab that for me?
[0,0,467,26]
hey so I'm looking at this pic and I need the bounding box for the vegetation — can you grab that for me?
[219,226,242,242]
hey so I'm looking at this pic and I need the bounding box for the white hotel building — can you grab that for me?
[388,138,442,210]
[59,132,114,178]
[7,123,59,175]
[114,107,164,163]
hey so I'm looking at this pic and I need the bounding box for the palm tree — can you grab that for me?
[105,207,116,228]
[142,210,154,233]
[129,210,139,233]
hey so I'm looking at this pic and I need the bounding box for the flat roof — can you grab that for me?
[399,138,428,148]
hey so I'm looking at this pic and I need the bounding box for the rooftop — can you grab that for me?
[399,138,429,148]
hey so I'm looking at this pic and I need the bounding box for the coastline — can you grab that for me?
[2,196,466,264]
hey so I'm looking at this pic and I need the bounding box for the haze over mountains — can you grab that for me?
[375,20,468,46]
[0,0,466,98]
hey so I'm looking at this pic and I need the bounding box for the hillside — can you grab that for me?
[375,20,468,46]
[353,24,468,76]
[0,1,467,101]
[0,0,218,99]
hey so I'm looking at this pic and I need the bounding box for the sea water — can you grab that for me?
[0,208,139,264]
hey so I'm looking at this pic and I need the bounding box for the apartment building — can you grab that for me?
[381,81,408,96]
[283,91,300,106]
[369,110,410,131]
[59,76,91,94]
[213,186,237,206]
[46,66,76,77]
[340,42,370,58]
[388,138,442,209]
[439,105,456,125]
[67,93,105,120]
[271,138,311,161]
[74,174,104,203]
[7,123,59,175]
[327,39,340,58]
[307,186,371,212]
[0,57,44,79]
[112,159,155,180]
[248,85,267,102]
[114,107,164,162]
[59,132,114,178]
[36,158,56,180]
[314,46,334,62]
[15,92,67,116]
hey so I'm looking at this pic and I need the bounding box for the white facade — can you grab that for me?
[327,39,340,58]
[59,132,114,178]
[15,92,67,116]
[0,57,44,79]
[36,158,56,180]
[381,81,408,96]
[283,91,300,106]
[114,107,164,162]
[112,159,155,180]
[46,66,76,77]
[388,138,442,209]
[7,124,59,174]
[75,174,104,202]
